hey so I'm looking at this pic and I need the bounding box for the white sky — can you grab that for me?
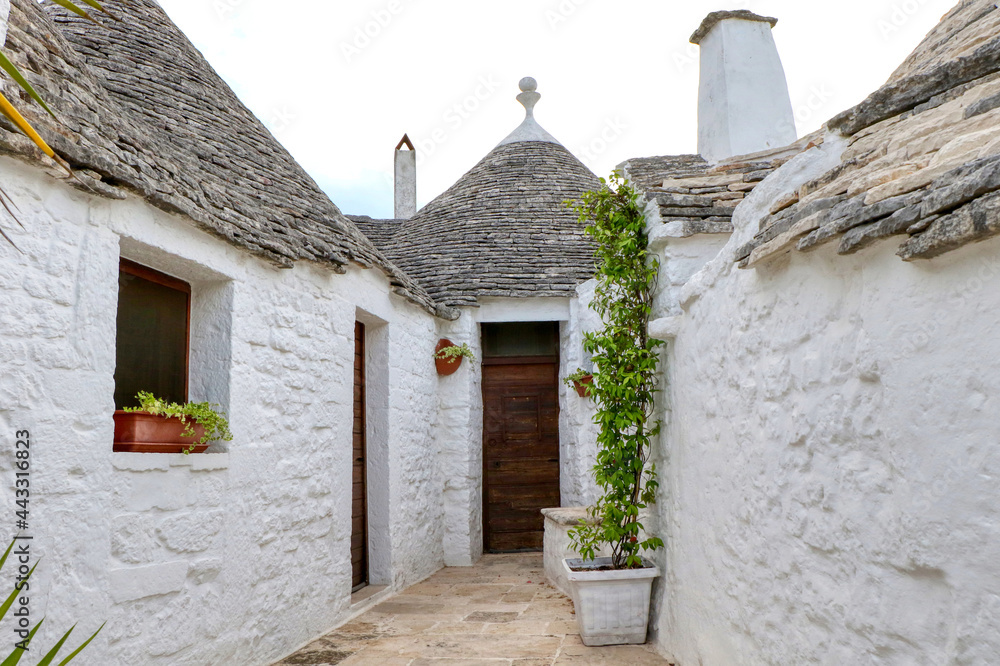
[155,0,958,219]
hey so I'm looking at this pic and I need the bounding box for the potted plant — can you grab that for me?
[564,368,594,398]
[114,391,233,454]
[434,339,475,376]
[563,172,665,647]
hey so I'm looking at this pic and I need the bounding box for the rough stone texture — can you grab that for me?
[0,156,445,665]
[386,141,600,308]
[346,215,403,254]
[628,137,820,246]
[652,233,1000,664]
[739,1,1000,268]
[542,509,606,598]
[689,10,778,45]
[0,0,445,317]
[617,154,709,192]
[275,554,667,665]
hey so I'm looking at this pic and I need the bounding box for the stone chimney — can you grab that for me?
[691,10,797,163]
[394,134,416,219]
[0,0,11,48]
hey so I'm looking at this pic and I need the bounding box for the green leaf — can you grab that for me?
[1,619,43,666]
[55,622,105,666]
[0,561,37,624]
[0,539,16,574]
[35,624,74,666]
[46,0,99,23]
[0,51,57,119]
[76,0,120,20]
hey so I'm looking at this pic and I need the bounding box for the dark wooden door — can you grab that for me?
[483,360,561,552]
[351,322,368,591]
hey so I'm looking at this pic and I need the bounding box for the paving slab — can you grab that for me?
[274,553,668,665]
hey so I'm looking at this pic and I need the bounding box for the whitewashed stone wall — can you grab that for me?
[559,283,601,507]
[434,312,483,567]
[648,142,1000,664]
[0,155,443,665]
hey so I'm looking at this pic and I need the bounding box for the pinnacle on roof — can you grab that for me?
[497,77,561,147]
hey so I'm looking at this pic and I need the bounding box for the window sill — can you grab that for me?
[112,452,230,472]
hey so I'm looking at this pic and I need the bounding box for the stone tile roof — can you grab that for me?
[0,0,448,317]
[347,216,403,254]
[618,154,710,192]
[385,140,601,308]
[737,0,1000,267]
[622,137,819,239]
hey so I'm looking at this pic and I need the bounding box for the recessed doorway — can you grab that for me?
[481,322,561,552]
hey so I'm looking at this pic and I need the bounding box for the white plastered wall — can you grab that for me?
[648,138,1000,664]
[0,154,444,665]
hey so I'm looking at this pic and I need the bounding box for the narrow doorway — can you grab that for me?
[352,321,369,591]
[482,322,561,552]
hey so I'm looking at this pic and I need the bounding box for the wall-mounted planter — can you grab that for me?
[435,338,463,376]
[572,375,594,398]
[563,557,660,646]
[113,411,209,453]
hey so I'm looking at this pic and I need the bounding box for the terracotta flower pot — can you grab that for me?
[113,411,209,453]
[435,338,463,376]
[573,375,594,398]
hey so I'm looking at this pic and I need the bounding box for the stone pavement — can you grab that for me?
[275,553,669,665]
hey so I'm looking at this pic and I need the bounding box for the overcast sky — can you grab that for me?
[155,0,957,219]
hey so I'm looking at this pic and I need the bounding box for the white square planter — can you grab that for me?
[563,557,660,646]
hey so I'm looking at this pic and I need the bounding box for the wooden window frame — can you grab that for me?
[118,258,192,403]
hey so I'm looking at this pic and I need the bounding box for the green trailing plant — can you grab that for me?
[0,538,104,664]
[125,391,233,455]
[567,171,665,570]
[433,344,475,362]
[564,368,594,396]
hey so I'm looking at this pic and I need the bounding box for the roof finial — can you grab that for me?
[517,77,540,119]
[497,76,561,147]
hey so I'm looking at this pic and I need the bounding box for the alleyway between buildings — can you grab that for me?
[275,554,669,665]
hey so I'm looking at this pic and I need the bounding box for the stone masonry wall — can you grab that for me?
[0,155,444,665]
[650,141,1000,664]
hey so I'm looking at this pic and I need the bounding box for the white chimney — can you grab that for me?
[0,0,11,48]
[691,10,797,163]
[394,134,416,219]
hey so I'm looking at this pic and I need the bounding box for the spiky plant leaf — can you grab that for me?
[44,0,99,24]
[0,51,57,119]
[35,624,73,666]
[55,622,104,666]
[0,619,42,666]
[0,562,37,623]
[0,91,56,158]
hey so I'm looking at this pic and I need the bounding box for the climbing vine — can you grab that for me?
[568,171,664,570]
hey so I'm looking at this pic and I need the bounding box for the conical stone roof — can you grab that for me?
[388,78,600,308]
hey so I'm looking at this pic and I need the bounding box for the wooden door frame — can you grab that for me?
[481,352,561,553]
[352,321,369,592]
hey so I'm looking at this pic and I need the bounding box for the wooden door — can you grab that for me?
[351,322,368,591]
[483,360,561,552]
